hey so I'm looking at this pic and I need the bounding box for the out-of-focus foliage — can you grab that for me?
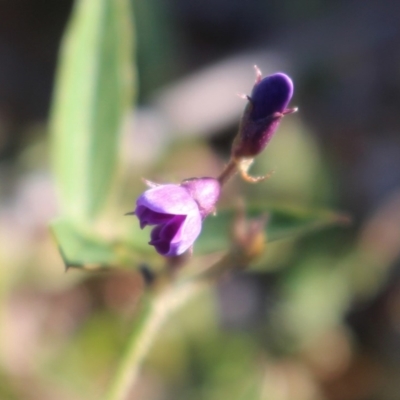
[52,205,347,270]
[0,0,399,400]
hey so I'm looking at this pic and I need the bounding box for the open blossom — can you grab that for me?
[232,71,294,158]
[130,178,220,257]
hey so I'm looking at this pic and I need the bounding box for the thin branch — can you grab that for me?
[217,158,238,185]
[103,279,208,400]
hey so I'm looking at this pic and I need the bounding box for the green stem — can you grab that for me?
[104,279,207,400]
[103,198,261,400]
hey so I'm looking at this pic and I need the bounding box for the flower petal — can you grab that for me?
[160,215,186,241]
[133,181,215,256]
[136,185,199,215]
[135,205,175,228]
[148,215,188,256]
[167,209,202,256]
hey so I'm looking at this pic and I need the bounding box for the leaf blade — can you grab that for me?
[50,0,135,222]
[197,204,350,254]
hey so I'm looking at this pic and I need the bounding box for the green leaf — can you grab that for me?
[52,205,348,270]
[51,218,121,269]
[50,0,135,222]
[196,204,349,254]
[51,218,160,270]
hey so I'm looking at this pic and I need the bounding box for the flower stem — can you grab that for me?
[103,280,207,400]
[103,192,265,400]
[217,158,238,186]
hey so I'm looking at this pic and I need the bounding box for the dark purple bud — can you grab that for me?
[232,72,294,158]
[130,178,220,257]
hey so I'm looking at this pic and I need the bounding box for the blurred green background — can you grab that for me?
[1,0,400,399]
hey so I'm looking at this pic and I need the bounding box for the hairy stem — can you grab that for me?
[217,158,238,185]
[104,279,208,400]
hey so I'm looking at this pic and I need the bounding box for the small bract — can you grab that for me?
[131,178,220,257]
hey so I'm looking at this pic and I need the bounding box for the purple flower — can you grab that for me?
[232,71,294,158]
[130,178,220,257]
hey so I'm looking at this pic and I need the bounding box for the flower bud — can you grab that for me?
[231,72,294,158]
[130,177,220,257]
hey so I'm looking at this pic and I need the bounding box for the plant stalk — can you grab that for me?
[104,279,207,400]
